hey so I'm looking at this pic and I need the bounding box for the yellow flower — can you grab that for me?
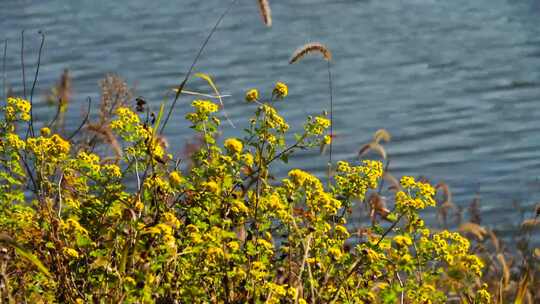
[102,164,122,178]
[273,82,288,99]
[323,135,332,145]
[394,235,413,248]
[6,97,31,121]
[63,247,80,259]
[204,181,219,193]
[169,171,183,187]
[288,169,311,186]
[134,200,144,211]
[257,239,274,251]
[336,161,350,173]
[163,212,181,228]
[231,200,249,214]
[40,127,51,137]
[241,153,254,166]
[335,225,349,237]
[315,116,331,130]
[328,247,343,260]
[5,133,26,150]
[227,241,240,251]
[124,276,136,285]
[245,89,259,102]
[400,176,416,189]
[192,100,219,114]
[224,138,243,154]
[261,104,289,132]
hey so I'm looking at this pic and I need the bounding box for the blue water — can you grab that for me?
[2,0,540,233]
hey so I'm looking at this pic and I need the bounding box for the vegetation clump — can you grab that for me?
[0,82,496,303]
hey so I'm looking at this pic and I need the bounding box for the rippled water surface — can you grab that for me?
[2,0,540,232]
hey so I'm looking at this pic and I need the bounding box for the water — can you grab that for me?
[2,0,540,233]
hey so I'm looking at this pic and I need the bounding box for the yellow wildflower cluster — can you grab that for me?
[407,284,445,304]
[334,225,349,238]
[169,171,183,187]
[110,107,150,142]
[395,176,436,210]
[476,284,492,304]
[288,169,321,189]
[102,164,122,178]
[193,99,219,114]
[334,160,383,200]
[224,138,243,154]
[328,247,344,260]
[40,127,51,137]
[144,175,173,194]
[261,104,289,132]
[144,222,176,252]
[264,282,296,303]
[0,87,495,302]
[323,134,332,145]
[245,89,259,102]
[5,97,31,121]
[185,100,219,124]
[420,230,485,277]
[313,116,331,135]
[75,152,101,175]
[231,199,250,215]
[241,152,254,166]
[63,247,80,259]
[60,218,89,236]
[273,82,288,99]
[393,234,413,248]
[249,261,268,281]
[162,211,181,228]
[27,134,70,160]
[5,133,26,150]
[318,191,341,214]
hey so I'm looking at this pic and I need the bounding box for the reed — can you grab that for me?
[256,0,272,27]
[289,42,332,64]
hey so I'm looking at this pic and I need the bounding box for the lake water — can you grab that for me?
[2,0,540,234]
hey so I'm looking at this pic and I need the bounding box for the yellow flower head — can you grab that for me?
[169,171,183,187]
[394,235,413,248]
[40,127,51,137]
[245,89,259,102]
[323,135,332,145]
[5,133,26,150]
[328,247,343,260]
[63,247,80,259]
[273,82,288,99]
[5,97,31,121]
[204,181,219,193]
[192,100,219,114]
[224,138,243,154]
[241,153,254,166]
[400,176,416,189]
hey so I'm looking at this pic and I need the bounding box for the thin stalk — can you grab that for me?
[28,31,45,137]
[327,59,333,186]
[20,30,26,99]
[2,39,6,101]
[159,0,237,135]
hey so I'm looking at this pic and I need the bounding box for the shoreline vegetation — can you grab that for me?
[0,1,539,303]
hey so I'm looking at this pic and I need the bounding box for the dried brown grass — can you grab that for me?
[256,0,272,27]
[289,42,332,64]
[358,142,387,160]
[98,74,133,124]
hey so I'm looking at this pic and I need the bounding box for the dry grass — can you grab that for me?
[289,42,332,64]
[358,142,387,160]
[256,0,272,27]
